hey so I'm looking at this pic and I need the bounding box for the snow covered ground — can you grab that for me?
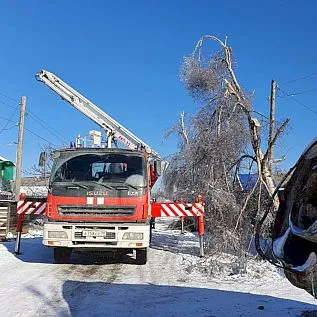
[0,219,316,317]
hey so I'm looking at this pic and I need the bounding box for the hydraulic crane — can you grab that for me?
[36,70,159,156]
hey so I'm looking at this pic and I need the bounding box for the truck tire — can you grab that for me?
[136,248,147,265]
[54,247,72,264]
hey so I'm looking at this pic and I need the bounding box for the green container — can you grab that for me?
[0,159,15,191]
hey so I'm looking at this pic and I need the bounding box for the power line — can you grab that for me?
[2,99,70,144]
[0,92,19,103]
[278,87,317,117]
[0,95,67,144]
[27,111,69,144]
[278,87,317,97]
[0,113,58,147]
[282,72,317,85]
[0,106,19,134]
[253,110,270,120]
[0,99,18,110]
[0,114,16,123]
[0,89,68,144]
[0,90,69,144]
[290,96,317,117]
[0,124,18,132]
[24,127,58,147]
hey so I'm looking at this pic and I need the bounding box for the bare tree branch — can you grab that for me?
[180,111,189,145]
[263,118,290,164]
[164,34,289,266]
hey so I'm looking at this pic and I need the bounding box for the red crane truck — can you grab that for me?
[35,70,166,264]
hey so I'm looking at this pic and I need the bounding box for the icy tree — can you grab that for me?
[163,35,289,268]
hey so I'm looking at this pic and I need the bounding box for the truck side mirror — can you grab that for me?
[161,161,168,172]
[154,161,161,177]
[39,152,47,167]
[154,161,168,177]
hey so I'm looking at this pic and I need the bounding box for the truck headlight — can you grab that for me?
[122,232,143,240]
[48,231,68,239]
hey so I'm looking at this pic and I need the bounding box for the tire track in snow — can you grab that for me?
[0,248,124,316]
[49,259,123,316]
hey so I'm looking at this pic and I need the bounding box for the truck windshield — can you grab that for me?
[51,152,146,187]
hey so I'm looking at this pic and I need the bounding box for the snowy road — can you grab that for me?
[0,220,316,317]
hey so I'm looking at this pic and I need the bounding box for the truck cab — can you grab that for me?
[43,147,153,264]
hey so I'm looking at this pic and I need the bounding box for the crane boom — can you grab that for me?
[36,70,158,157]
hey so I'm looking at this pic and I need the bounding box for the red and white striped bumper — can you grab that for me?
[151,202,204,217]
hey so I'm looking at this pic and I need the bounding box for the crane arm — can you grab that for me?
[36,70,158,156]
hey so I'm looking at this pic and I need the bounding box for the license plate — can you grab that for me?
[82,230,105,237]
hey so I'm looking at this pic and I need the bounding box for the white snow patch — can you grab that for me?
[0,217,316,316]
[293,252,317,272]
[20,185,48,197]
[273,227,291,258]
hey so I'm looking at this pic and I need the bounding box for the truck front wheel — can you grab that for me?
[54,247,72,264]
[136,248,147,265]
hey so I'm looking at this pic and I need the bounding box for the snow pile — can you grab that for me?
[152,218,201,256]
[24,229,43,238]
[20,185,47,198]
[0,189,14,200]
[178,252,283,284]
[5,218,44,240]
[153,218,283,283]
[23,222,43,238]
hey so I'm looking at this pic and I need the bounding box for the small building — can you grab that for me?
[0,156,17,240]
[0,156,15,193]
[0,156,15,240]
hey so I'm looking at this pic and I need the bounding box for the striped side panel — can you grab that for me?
[151,203,204,218]
[17,200,47,215]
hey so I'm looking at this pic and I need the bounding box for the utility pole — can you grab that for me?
[268,80,277,175]
[15,96,26,201]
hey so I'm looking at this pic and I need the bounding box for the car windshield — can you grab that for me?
[50,152,146,187]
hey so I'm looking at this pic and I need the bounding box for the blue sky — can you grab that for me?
[0,0,316,173]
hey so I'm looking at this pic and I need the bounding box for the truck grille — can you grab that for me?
[58,205,136,217]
